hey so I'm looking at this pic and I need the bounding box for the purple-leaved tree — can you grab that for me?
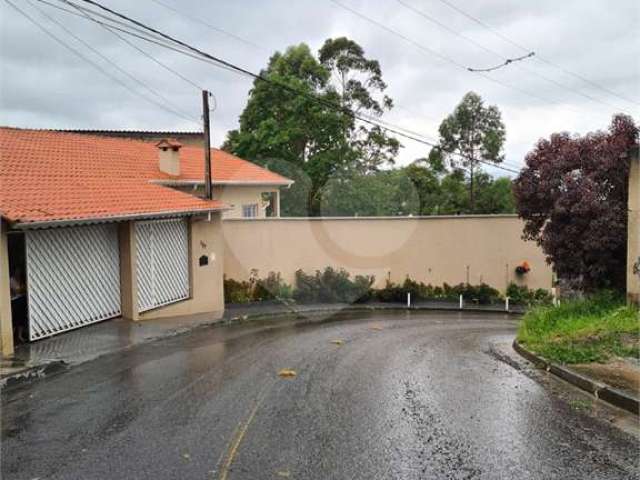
[513,114,638,292]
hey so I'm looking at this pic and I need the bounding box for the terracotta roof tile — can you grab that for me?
[0,128,290,225]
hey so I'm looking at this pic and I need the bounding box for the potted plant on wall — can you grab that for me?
[515,261,531,276]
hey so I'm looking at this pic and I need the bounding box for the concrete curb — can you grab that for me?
[224,302,525,322]
[512,340,639,416]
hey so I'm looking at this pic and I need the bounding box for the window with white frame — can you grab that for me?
[242,203,259,218]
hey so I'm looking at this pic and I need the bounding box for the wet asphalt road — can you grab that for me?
[2,311,639,480]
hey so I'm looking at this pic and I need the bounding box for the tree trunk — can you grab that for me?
[307,185,322,217]
[469,164,475,213]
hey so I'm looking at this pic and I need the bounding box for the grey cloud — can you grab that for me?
[1,0,638,173]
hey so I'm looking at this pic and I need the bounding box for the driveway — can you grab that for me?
[2,311,638,479]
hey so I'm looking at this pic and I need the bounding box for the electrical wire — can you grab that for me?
[24,0,199,124]
[82,0,523,174]
[434,0,640,108]
[148,0,266,52]
[59,0,204,90]
[40,0,522,174]
[395,0,633,114]
[5,0,199,126]
[41,0,252,77]
[329,0,622,118]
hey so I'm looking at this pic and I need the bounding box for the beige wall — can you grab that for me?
[140,213,225,320]
[628,153,640,305]
[174,184,280,219]
[222,215,553,293]
[213,185,279,219]
[0,220,14,357]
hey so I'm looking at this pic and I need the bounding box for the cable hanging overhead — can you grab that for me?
[27,0,522,174]
[434,0,640,108]
[6,0,200,126]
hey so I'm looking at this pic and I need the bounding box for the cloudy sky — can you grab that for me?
[1,0,638,175]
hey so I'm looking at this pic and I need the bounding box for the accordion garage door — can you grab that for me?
[136,218,190,312]
[25,224,122,341]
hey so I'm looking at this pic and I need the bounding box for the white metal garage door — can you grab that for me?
[136,218,190,312]
[26,224,121,341]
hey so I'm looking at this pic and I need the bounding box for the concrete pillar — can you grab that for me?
[119,221,139,321]
[0,220,14,357]
[628,149,640,305]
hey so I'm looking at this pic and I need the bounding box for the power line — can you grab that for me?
[44,0,521,174]
[396,0,536,72]
[329,0,627,118]
[467,51,535,72]
[24,0,199,124]
[60,0,204,90]
[5,0,199,126]
[39,0,243,78]
[434,0,640,108]
[395,0,636,114]
[148,0,267,52]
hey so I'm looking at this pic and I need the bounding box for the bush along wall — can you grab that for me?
[224,268,552,306]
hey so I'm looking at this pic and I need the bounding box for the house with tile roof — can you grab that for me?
[0,128,292,356]
[59,128,294,220]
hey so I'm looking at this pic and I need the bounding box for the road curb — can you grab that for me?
[512,340,639,415]
[225,303,524,322]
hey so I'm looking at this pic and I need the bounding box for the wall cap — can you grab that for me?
[223,214,520,222]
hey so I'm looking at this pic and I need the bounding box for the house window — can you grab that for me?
[242,203,259,218]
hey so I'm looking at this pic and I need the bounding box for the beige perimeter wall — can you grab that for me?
[628,153,640,305]
[222,215,553,293]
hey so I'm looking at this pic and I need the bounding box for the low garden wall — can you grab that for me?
[221,215,552,294]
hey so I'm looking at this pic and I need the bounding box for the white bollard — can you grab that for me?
[459,294,463,310]
[407,292,411,308]
[505,297,510,312]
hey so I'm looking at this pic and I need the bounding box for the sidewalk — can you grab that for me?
[1,299,523,387]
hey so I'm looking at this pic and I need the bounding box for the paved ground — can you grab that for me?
[2,311,638,479]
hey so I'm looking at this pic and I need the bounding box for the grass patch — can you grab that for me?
[568,399,592,411]
[517,291,639,364]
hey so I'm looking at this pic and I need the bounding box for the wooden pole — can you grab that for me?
[202,90,213,200]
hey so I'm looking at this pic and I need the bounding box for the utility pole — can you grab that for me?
[202,90,213,200]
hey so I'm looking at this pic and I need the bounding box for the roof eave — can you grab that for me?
[152,179,295,187]
[6,206,229,230]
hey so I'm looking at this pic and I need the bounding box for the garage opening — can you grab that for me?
[8,231,27,344]
[136,218,190,312]
[25,224,121,341]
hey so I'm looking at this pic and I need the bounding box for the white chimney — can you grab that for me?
[156,138,182,176]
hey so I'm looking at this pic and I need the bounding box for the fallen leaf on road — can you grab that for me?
[182,453,191,460]
[331,339,344,345]
[369,325,383,331]
[278,369,297,378]
[276,470,291,477]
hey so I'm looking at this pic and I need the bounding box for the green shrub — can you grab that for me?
[224,272,293,303]
[507,283,553,306]
[253,272,293,301]
[223,277,252,303]
[375,278,502,304]
[517,291,639,363]
[293,267,374,304]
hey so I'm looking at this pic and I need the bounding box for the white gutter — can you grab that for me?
[151,179,294,187]
[8,206,229,230]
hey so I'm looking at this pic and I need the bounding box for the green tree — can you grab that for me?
[319,37,399,173]
[224,39,398,216]
[474,175,515,213]
[405,159,441,214]
[321,170,419,216]
[438,92,506,212]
